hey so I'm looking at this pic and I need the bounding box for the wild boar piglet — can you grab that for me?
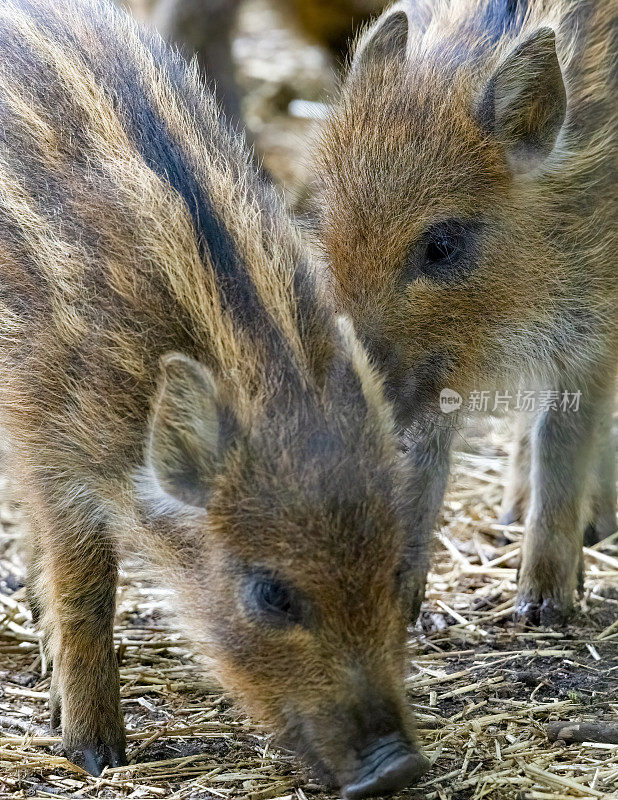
[0,1,428,795]
[315,0,618,626]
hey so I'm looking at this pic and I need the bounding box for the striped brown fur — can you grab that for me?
[0,1,429,792]
[314,0,617,626]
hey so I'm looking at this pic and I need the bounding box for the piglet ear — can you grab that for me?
[478,28,566,173]
[349,5,409,77]
[145,353,234,509]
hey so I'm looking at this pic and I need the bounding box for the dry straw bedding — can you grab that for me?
[1,424,617,800]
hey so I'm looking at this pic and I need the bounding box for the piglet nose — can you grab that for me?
[342,734,429,799]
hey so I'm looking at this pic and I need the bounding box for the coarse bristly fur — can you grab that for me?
[0,0,429,791]
[314,0,617,626]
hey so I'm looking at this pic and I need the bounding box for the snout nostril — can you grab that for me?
[342,736,429,799]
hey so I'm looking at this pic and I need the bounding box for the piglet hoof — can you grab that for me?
[494,509,522,546]
[514,595,572,628]
[498,508,521,527]
[67,741,127,776]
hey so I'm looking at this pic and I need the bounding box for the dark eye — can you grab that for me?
[403,219,481,283]
[425,229,464,264]
[256,580,292,615]
[247,576,305,626]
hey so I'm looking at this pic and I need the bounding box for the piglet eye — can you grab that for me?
[256,580,292,615]
[424,223,466,266]
[425,231,461,264]
[403,218,481,284]
[248,576,305,626]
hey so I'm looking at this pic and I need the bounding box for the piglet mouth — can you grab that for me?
[341,734,430,799]
[276,718,339,789]
[279,712,429,797]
